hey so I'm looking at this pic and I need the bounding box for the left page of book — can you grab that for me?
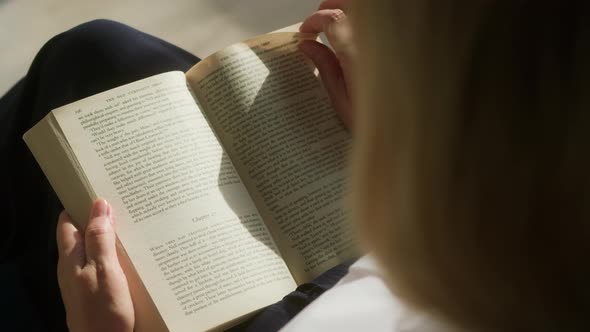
[50,72,296,332]
[24,113,95,227]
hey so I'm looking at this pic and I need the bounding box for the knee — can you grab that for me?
[68,19,131,37]
[32,19,142,77]
[28,19,144,104]
[56,19,136,53]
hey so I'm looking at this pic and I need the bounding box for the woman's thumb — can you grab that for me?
[84,199,117,267]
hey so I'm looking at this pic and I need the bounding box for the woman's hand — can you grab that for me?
[300,0,355,130]
[57,199,134,332]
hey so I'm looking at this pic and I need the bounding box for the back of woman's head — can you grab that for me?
[351,1,590,331]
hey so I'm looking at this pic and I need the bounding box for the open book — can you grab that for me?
[23,27,356,331]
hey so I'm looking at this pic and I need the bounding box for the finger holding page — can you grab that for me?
[84,199,118,268]
[299,8,355,70]
[300,6,355,130]
[299,40,352,129]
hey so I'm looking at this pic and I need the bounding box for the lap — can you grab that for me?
[0,19,350,332]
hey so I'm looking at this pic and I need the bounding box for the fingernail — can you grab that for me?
[92,199,108,218]
[106,203,114,225]
[331,9,345,22]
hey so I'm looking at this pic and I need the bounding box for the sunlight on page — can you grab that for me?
[187,33,357,284]
[204,43,270,114]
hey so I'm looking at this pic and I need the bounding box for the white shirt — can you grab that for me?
[279,255,453,332]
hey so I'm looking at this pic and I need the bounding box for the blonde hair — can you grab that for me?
[351,1,590,331]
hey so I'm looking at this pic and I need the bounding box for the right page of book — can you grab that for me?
[186,32,358,284]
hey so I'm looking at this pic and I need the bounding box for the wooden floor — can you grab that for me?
[0,0,317,94]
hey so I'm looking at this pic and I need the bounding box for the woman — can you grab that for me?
[3,0,590,331]
[347,1,590,331]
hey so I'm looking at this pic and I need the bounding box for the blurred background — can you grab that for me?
[0,0,318,95]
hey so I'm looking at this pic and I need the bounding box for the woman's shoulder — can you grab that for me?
[279,255,455,332]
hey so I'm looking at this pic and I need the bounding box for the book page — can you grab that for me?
[23,114,95,228]
[186,33,358,284]
[51,72,296,332]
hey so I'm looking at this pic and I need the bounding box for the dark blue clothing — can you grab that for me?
[0,20,350,332]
